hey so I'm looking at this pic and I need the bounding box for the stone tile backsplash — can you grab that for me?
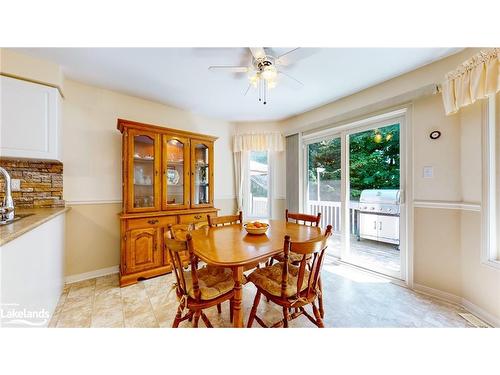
[0,158,64,208]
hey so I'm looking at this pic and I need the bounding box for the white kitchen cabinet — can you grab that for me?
[377,214,400,243]
[359,212,399,245]
[0,214,65,327]
[0,76,62,161]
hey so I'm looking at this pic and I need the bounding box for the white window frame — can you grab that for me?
[482,94,500,268]
[245,150,272,219]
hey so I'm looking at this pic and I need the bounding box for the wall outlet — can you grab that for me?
[423,166,433,178]
[11,179,21,191]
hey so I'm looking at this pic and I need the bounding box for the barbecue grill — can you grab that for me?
[358,189,400,246]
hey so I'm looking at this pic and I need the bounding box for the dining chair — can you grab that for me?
[165,233,235,328]
[207,211,243,227]
[268,210,322,265]
[268,210,327,317]
[246,225,333,328]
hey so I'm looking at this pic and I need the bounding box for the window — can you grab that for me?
[247,151,271,218]
[483,93,500,265]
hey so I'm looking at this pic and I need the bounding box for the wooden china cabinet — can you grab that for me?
[117,119,218,286]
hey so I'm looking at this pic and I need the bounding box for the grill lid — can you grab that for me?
[359,189,400,205]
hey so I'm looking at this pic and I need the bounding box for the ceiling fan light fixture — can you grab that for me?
[267,79,277,89]
[248,71,260,87]
[261,65,278,81]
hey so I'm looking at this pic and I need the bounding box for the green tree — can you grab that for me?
[308,124,400,201]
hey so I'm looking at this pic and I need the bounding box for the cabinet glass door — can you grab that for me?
[128,130,160,212]
[163,135,190,210]
[191,140,213,207]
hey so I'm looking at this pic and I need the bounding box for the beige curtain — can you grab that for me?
[233,150,249,212]
[233,132,284,152]
[442,48,500,115]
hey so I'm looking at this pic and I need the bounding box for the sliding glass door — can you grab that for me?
[345,122,402,279]
[304,116,406,280]
[306,137,342,257]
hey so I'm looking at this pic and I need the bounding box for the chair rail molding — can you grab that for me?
[413,200,481,212]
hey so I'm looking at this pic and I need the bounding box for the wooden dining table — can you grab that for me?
[190,219,322,327]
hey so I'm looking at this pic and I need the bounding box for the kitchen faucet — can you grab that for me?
[0,166,15,223]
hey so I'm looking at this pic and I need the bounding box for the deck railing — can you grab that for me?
[249,197,359,234]
[307,200,359,234]
[250,196,268,218]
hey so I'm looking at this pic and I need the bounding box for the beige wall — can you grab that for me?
[413,95,462,202]
[458,100,500,321]
[62,79,237,277]
[413,208,462,296]
[0,48,63,88]
[65,203,122,276]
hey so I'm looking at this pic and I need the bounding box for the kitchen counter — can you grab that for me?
[0,206,70,247]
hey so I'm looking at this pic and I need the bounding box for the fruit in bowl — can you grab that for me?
[244,221,269,235]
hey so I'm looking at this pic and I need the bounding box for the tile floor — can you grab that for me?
[49,259,476,328]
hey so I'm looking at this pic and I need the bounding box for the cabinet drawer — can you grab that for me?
[126,215,177,230]
[178,212,216,225]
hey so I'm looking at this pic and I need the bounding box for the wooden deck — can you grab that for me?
[328,233,400,275]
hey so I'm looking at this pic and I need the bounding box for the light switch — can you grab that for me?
[423,166,433,178]
[11,179,21,191]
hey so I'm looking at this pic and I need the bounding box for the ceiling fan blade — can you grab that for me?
[243,84,251,96]
[278,70,304,87]
[276,48,320,66]
[208,66,249,73]
[249,47,266,60]
[277,48,300,61]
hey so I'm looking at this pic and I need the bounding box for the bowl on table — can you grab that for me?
[243,221,269,235]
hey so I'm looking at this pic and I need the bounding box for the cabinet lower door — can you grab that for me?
[125,228,162,274]
[359,213,378,241]
[377,215,400,244]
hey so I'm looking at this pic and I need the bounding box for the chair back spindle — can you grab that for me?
[208,211,243,227]
[281,225,332,301]
[285,209,321,227]
[164,233,203,303]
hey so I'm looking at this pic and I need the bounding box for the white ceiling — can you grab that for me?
[16,48,461,121]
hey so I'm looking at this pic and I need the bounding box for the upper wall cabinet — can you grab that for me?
[0,76,62,161]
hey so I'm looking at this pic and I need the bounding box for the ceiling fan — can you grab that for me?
[208,47,306,105]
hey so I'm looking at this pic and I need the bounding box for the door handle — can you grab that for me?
[194,214,202,220]
[379,221,382,230]
[373,221,377,230]
[147,219,159,225]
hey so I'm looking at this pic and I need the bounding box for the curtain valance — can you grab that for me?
[233,132,284,152]
[442,48,500,115]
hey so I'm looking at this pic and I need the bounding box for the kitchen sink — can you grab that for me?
[0,213,34,225]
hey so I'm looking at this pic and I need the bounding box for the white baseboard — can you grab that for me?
[413,283,463,305]
[413,283,499,327]
[65,265,119,284]
[461,299,500,328]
